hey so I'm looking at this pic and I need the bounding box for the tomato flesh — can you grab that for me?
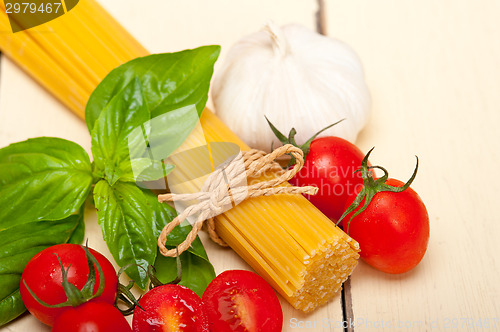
[343,179,430,274]
[133,284,209,332]
[202,270,282,332]
[217,290,257,331]
[289,136,365,222]
[20,244,118,326]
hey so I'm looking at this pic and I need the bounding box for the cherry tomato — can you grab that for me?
[133,284,209,332]
[20,244,118,326]
[52,301,131,332]
[343,178,430,274]
[202,270,283,332]
[289,136,366,221]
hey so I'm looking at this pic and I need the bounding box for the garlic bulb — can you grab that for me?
[211,22,371,152]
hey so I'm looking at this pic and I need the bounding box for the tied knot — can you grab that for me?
[205,176,225,216]
[157,144,318,257]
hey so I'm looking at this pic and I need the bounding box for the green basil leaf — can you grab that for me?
[87,46,220,295]
[0,137,93,229]
[91,77,151,185]
[146,190,208,260]
[85,45,221,132]
[154,249,215,298]
[0,212,84,326]
[163,224,210,262]
[93,180,157,289]
[123,104,200,189]
[119,158,173,183]
[67,206,85,245]
[188,235,211,262]
[149,194,215,296]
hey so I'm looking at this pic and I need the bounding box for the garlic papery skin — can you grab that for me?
[211,22,371,152]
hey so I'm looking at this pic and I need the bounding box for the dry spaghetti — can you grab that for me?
[157,144,318,257]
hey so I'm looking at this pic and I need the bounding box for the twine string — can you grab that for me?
[157,144,318,257]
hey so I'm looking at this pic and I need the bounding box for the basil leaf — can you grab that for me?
[147,191,177,239]
[93,180,157,289]
[147,190,208,260]
[87,46,220,294]
[91,77,151,185]
[120,158,173,183]
[85,45,221,132]
[90,77,197,186]
[149,194,215,296]
[0,212,84,326]
[154,249,215,298]
[67,206,86,245]
[124,104,200,189]
[0,137,93,229]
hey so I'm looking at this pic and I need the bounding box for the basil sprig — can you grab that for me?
[0,45,220,325]
[86,46,220,132]
[88,46,220,289]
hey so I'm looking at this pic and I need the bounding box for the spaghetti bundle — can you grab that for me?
[0,0,148,117]
[0,0,359,311]
[177,110,359,311]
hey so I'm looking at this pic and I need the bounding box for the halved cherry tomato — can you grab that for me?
[133,284,209,332]
[202,270,283,332]
[52,301,131,332]
[20,244,118,326]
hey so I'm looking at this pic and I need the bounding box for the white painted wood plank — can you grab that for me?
[99,0,318,53]
[0,1,349,331]
[98,0,319,110]
[0,57,90,153]
[325,1,500,331]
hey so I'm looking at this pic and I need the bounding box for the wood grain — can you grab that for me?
[0,1,349,331]
[325,1,500,331]
[3,0,499,331]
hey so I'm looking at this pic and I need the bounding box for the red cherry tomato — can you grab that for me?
[20,244,118,326]
[289,136,366,221]
[52,301,131,332]
[133,284,209,332]
[202,270,283,332]
[343,178,430,274]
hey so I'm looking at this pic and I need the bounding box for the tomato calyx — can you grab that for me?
[119,247,182,316]
[116,248,181,315]
[336,147,419,234]
[114,264,144,315]
[148,247,182,290]
[23,245,105,309]
[265,116,344,166]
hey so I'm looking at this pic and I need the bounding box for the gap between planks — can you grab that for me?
[0,3,351,330]
[315,1,356,330]
[316,0,326,35]
[341,277,355,332]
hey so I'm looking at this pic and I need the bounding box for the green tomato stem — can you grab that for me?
[265,116,345,166]
[336,147,419,234]
[23,244,106,309]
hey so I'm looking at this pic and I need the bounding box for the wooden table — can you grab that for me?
[1,1,499,331]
